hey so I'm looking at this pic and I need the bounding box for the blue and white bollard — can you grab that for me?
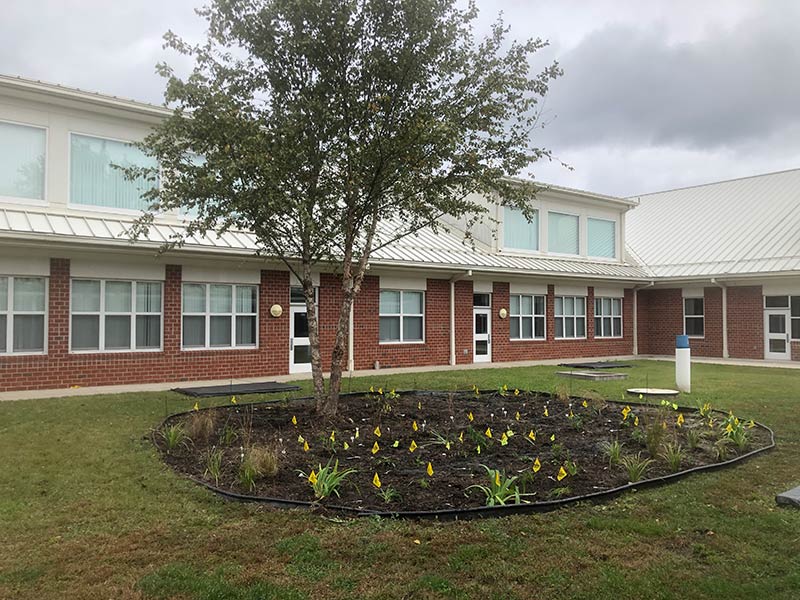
[676,334,691,393]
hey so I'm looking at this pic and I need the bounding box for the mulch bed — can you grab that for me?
[153,390,772,513]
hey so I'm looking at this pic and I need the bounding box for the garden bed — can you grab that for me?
[153,389,774,518]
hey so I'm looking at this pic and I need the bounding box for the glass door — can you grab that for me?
[764,309,790,360]
[473,293,491,363]
[289,286,315,373]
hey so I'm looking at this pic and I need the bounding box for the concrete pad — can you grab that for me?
[776,485,800,508]
[556,371,628,381]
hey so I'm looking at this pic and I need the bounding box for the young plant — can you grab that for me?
[685,428,702,450]
[377,486,401,504]
[185,410,217,445]
[564,459,579,476]
[660,442,684,473]
[714,437,733,461]
[548,486,571,499]
[204,446,224,486]
[239,459,259,492]
[161,423,190,453]
[467,465,526,506]
[620,453,654,483]
[425,430,454,450]
[218,423,239,446]
[600,439,623,466]
[300,458,357,500]
[245,446,280,478]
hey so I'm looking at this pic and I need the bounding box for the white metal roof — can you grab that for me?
[0,207,650,281]
[626,168,800,279]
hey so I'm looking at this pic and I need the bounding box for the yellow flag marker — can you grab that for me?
[303,441,310,452]
[373,472,382,488]
[638,393,644,401]
[409,440,418,452]
[550,433,555,442]
[477,445,481,455]
[557,466,567,481]
[582,400,588,408]
[193,402,199,411]
[374,425,382,437]
[355,427,360,439]
[677,413,685,427]
[426,462,434,477]
[412,421,418,432]
[514,388,520,396]
[506,429,514,438]
[515,411,521,421]
[533,457,541,473]
[392,440,400,448]
[544,406,549,417]
[378,387,383,395]
[500,433,509,446]
[297,434,305,443]
[458,431,464,443]
[468,412,474,422]
[418,401,422,410]
[231,396,237,404]
[291,415,297,426]
[494,470,501,487]
[445,441,451,450]
[485,427,493,438]
[329,431,336,442]
[661,421,667,430]
[308,470,317,484]
[634,416,639,427]
[372,441,380,454]
[622,406,631,420]
[528,430,536,441]
[748,419,755,428]
[343,441,350,450]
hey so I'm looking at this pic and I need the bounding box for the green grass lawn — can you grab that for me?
[1,360,799,599]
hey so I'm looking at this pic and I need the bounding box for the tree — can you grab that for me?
[130,0,561,416]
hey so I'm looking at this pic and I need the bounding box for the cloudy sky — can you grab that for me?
[2,0,799,197]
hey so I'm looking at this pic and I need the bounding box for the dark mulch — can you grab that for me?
[154,390,771,512]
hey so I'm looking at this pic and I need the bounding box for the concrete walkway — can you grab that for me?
[1,354,797,402]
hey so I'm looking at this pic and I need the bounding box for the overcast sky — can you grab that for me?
[2,0,799,197]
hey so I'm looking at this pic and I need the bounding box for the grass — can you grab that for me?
[1,360,799,599]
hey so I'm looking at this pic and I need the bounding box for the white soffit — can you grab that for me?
[594,286,625,298]
[289,272,320,287]
[472,279,494,293]
[682,287,705,298]
[182,265,261,284]
[763,280,800,296]
[554,284,588,296]
[509,282,548,295]
[380,275,427,290]
[0,255,50,277]
[71,258,165,280]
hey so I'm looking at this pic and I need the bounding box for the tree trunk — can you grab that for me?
[327,277,354,411]
[301,263,327,414]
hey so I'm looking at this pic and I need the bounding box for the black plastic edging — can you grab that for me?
[154,391,776,521]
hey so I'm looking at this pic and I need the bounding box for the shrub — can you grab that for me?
[239,459,259,492]
[714,438,733,461]
[246,446,280,478]
[185,411,217,445]
[218,423,239,446]
[620,453,654,483]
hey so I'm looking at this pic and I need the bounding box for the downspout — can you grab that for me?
[449,270,472,366]
[632,281,655,356]
[711,278,729,358]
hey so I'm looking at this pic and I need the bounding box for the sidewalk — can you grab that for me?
[1,354,797,402]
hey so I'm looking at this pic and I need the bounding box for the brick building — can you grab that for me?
[1,75,798,392]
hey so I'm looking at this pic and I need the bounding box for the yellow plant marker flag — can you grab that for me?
[378,387,383,395]
[582,400,588,408]
[634,416,639,427]
[494,470,501,487]
[477,445,481,455]
[514,389,520,396]
[409,440,418,452]
[412,421,418,432]
[291,415,297,426]
[297,434,305,443]
[485,427,493,438]
[445,441,451,450]
[550,433,555,442]
[533,457,541,473]
[677,413,685,427]
[725,423,733,434]
[544,406,549,417]
[468,412,474,422]
[557,466,567,481]
[622,406,631,420]
[372,441,380,454]
[343,441,350,450]
[374,426,382,437]
[418,401,422,410]
[661,421,667,430]
[392,440,399,448]
[355,427,360,439]
[231,396,237,404]
[193,402,199,411]
[748,419,755,428]
[373,472,382,488]
[506,429,514,438]
[426,462,434,477]
[458,431,464,443]
[515,411,521,421]
[500,433,508,446]
[303,441,310,452]
[329,431,335,442]
[308,470,317,484]
[638,394,643,401]
[528,430,536,441]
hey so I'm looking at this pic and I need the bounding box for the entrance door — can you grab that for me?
[289,306,312,373]
[473,293,492,363]
[764,309,791,360]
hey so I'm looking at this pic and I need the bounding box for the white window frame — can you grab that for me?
[683,297,705,339]
[509,293,546,341]
[792,296,800,341]
[554,295,587,340]
[67,131,161,216]
[379,289,425,344]
[594,297,623,338]
[69,279,163,353]
[502,206,540,253]
[0,118,48,207]
[0,276,48,355]
[181,283,259,350]
[547,210,581,257]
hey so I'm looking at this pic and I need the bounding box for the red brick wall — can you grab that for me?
[727,285,763,359]
[793,342,800,361]
[455,280,474,364]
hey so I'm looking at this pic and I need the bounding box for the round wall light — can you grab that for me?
[498,308,508,319]
[270,304,283,318]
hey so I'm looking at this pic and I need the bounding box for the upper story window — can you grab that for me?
[509,294,545,340]
[503,207,538,251]
[379,290,424,343]
[588,218,616,259]
[684,297,704,338]
[548,212,579,255]
[594,297,622,338]
[70,279,162,352]
[555,296,586,339]
[0,121,46,202]
[1,276,47,354]
[70,133,158,212]
[182,283,258,349]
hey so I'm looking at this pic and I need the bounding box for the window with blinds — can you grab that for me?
[1,276,47,354]
[548,212,579,255]
[0,121,46,201]
[503,206,538,251]
[588,218,616,258]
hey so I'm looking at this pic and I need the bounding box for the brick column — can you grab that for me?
[163,265,182,355]
[48,258,70,357]
[587,286,596,340]
[546,284,556,342]
[261,269,290,373]
[455,280,474,364]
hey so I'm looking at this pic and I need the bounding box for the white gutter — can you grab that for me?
[632,281,655,355]
[711,278,729,358]
[449,270,472,365]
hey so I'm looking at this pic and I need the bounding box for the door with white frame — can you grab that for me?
[764,296,791,360]
[289,286,317,373]
[473,293,492,363]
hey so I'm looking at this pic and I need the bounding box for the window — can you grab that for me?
[548,212,579,255]
[684,297,704,337]
[594,297,622,338]
[473,293,491,308]
[504,207,538,251]
[588,218,616,258]
[792,297,800,340]
[71,280,162,351]
[379,290,424,343]
[70,133,158,211]
[1,276,46,354]
[555,296,586,339]
[182,283,257,349]
[509,294,545,340]
[0,121,46,201]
